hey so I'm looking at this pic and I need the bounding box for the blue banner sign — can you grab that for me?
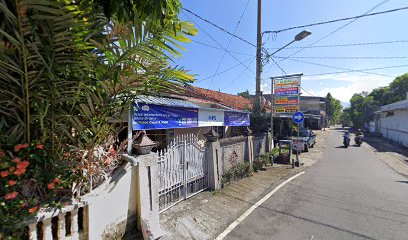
[224,111,250,126]
[132,103,198,130]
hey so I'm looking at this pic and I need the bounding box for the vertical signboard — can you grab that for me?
[271,74,302,113]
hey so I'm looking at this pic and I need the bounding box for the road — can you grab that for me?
[224,128,408,240]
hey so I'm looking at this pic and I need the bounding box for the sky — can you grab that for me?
[173,0,408,106]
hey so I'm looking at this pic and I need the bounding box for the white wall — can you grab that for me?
[380,109,408,147]
[86,163,138,239]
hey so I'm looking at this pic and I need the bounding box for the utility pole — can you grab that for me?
[255,0,262,112]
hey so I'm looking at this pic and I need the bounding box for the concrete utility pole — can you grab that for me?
[255,0,262,112]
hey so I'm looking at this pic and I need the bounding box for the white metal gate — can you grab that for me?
[157,134,208,213]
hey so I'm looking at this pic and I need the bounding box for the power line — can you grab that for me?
[195,56,256,83]
[193,39,408,56]
[267,58,316,97]
[221,58,256,90]
[274,56,408,60]
[275,0,390,64]
[182,12,255,80]
[183,7,256,48]
[192,40,254,56]
[209,0,250,89]
[300,87,316,97]
[303,64,408,77]
[264,5,408,34]
[269,40,408,49]
[285,58,399,77]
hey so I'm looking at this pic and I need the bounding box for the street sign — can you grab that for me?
[292,139,305,151]
[292,111,304,123]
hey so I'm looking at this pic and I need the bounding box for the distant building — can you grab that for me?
[372,93,408,147]
[258,94,327,135]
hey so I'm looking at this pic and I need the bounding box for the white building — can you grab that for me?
[374,93,408,147]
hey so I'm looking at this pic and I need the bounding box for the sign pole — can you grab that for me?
[296,122,300,166]
[127,102,133,155]
[271,78,274,137]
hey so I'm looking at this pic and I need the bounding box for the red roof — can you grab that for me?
[183,86,253,110]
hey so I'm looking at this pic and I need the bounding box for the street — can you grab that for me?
[224,128,408,240]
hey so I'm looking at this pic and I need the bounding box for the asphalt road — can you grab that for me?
[224,129,408,240]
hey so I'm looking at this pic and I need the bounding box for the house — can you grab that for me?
[372,93,408,147]
[258,94,327,136]
[123,86,254,150]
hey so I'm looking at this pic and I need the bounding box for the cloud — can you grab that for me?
[302,73,393,102]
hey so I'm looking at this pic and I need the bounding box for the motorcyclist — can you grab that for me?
[343,131,351,147]
[355,129,363,136]
[355,129,364,145]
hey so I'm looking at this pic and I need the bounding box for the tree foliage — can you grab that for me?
[347,73,408,128]
[325,93,342,125]
[0,0,196,236]
[237,89,251,99]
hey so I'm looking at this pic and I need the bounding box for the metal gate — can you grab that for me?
[157,134,208,213]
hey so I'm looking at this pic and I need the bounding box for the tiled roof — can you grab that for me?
[183,86,253,111]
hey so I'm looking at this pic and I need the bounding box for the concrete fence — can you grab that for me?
[206,131,273,191]
[22,154,163,240]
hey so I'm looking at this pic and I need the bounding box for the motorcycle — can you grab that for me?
[343,134,351,148]
[355,135,364,146]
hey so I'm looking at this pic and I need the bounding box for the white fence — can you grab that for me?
[157,134,208,213]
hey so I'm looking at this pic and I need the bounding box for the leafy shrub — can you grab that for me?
[222,162,253,185]
[0,143,76,237]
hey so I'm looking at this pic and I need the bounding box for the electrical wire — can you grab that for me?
[274,56,408,60]
[183,7,256,48]
[195,56,256,83]
[283,58,400,77]
[269,40,408,50]
[268,59,316,97]
[221,58,256,90]
[192,40,254,56]
[275,0,390,64]
[209,0,250,89]
[264,5,408,34]
[182,12,255,80]
[303,64,408,77]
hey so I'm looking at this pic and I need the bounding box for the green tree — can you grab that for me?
[325,93,342,125]
[238,89,251,99]
[339,110,352,126]
[349,93,377,128]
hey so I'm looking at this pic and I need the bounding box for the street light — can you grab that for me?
[265,30,312,59]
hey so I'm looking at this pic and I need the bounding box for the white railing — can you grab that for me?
[26,204,88,240]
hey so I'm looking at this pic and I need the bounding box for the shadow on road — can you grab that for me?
[364,134,408,164]
[396,180,408,184]
[335,146,347,149]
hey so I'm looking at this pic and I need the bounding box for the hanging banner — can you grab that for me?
[132,103,198,130]
[224,111,250,126]
[198,109,224,127]
[132,103,250,130]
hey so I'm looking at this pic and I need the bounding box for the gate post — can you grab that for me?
[135,153,164,240]
[204,128,222,190]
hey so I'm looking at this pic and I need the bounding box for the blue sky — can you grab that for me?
[173,0,408,105]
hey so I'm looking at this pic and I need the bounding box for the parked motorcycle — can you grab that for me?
[343,133,351,148]
[355,135,364,146]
